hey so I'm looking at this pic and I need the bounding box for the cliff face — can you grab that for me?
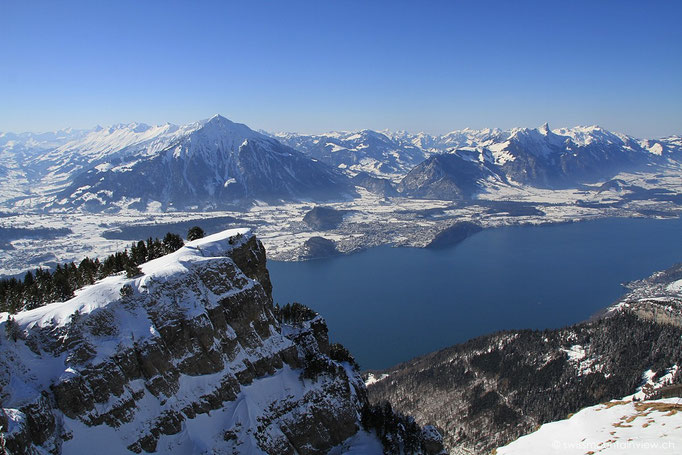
[0,230,367,454]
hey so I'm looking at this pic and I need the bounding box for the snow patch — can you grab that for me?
[562,344,586,362]
[666,279,682,293]
[364,373,389,387]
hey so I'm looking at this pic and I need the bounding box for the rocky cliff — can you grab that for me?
[0,229,421,454]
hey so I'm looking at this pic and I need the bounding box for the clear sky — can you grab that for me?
[2,0,681,138]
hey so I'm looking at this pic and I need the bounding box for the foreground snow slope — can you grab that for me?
[497,398,682,455]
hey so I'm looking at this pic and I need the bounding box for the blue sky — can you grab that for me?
[2,0,681,137]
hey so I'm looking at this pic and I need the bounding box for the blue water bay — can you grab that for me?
[269,216,682,370]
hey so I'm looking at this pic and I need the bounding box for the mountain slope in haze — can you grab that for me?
[0,129,90,203]
[366,263,682,454]
[397,150,505,200]
[274,129,428,182]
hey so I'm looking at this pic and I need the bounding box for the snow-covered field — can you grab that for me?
[1,163,681,276]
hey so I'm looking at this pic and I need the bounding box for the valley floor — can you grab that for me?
[1,164,681,276]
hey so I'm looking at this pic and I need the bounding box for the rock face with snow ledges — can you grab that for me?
[0,229,371,454]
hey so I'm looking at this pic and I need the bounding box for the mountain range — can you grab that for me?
[1,116,680,211]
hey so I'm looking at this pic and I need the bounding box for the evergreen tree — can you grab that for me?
[67,262,80,289]
[5,316,19,341]
[125,264,142,278]
[146,237,164,260]
[130,240,147,265]
[187,226,205,241]
[51,268,73,302]
[23,271,34,287]
[162,232,184,254]
[329,342,360,370]
[78,257,98,285]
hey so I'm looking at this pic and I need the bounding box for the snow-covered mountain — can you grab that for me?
[274,129,428,182]
[54,116,356,211]
[0,129,90,203]
[390,124,682,160]
[0,229,444,454]
[274,124,681,200]
[396,124,682,199]
[1,116,355,211]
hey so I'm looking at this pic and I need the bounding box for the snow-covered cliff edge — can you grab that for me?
[0,229,384,454]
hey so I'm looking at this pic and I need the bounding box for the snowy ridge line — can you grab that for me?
[1,227,252,331]
[0,227,257,413]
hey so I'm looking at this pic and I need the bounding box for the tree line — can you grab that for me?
[1,226,206,314]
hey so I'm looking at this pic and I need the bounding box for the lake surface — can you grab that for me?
[269,216,682,370]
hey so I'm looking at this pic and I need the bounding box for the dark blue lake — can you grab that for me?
[269,216,682,370]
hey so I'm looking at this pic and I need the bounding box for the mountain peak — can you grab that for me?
[208,113,228,122]
[193,115,264,142]
[203,114,234,126]
[538,122,550,134]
